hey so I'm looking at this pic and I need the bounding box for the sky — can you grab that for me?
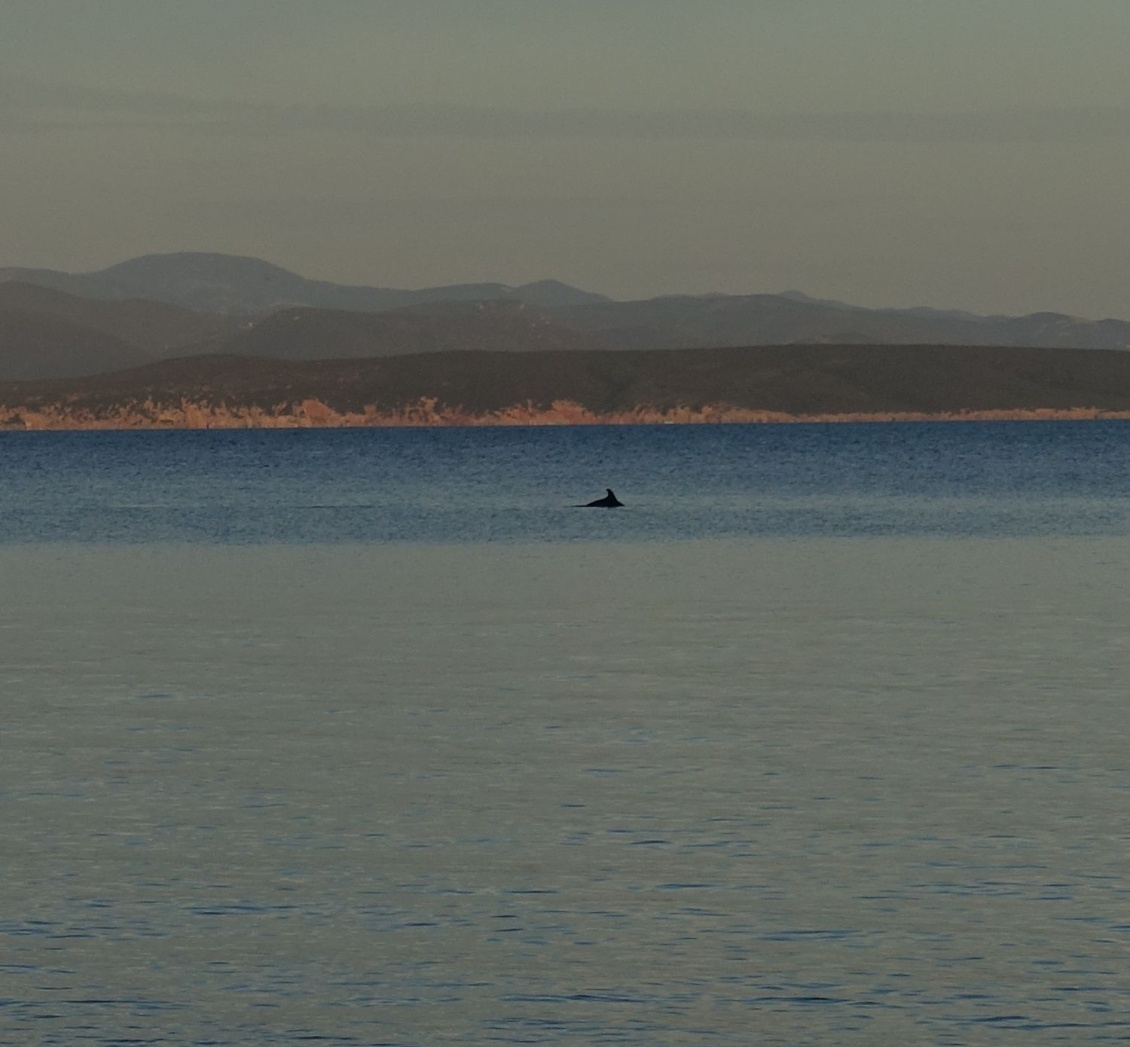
[3,0,1130,317]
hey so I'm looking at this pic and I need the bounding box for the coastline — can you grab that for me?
[4,397,1130,431]
[8,344,1130,431]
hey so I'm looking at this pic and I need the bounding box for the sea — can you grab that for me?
[2,420,1130,1046]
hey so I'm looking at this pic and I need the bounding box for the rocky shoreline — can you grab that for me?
[3,398,1129,431]
[6,343,1130,431]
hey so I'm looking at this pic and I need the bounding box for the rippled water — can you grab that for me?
[2,420,1130,544]
[2,423,1130,1044]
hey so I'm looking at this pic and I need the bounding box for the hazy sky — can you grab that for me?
[4,0,1130,315]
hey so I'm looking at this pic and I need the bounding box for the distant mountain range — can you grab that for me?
[1,251,1129,382]
[0,252,610,317]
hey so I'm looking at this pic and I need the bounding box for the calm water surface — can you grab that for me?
[2,423,1130,1045]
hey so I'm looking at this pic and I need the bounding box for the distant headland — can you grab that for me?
[4,344,1130,431]
[3,253,1130,430]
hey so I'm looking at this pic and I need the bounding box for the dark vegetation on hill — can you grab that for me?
[7,344,1130,421]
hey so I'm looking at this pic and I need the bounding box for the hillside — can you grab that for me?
[0,252,610,316]
[5,344,1130,428]
[0,282,243,380]
[214,300,605,361]
[548,294,1130,352]
[3,253,1130,384]
[0,308,152,381]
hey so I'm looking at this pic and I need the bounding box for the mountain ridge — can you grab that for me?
[0,252,611,316]
[2,252,1129,382]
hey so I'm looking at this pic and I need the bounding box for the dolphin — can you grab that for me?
[578,488,624,508]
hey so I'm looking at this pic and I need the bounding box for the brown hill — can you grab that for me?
[216,299,604,360]
[0,309,154,381]
[0,281,243,380]
[5,253,1130,361]
[0,252,608,315]
[6,344,1130,423]
[550,294,1130,352]
[4,256,1130,385]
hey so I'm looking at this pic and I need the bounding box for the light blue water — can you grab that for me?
[2,422,1130,1045]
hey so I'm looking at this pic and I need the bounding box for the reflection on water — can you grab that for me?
[4,537,1130,1044]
